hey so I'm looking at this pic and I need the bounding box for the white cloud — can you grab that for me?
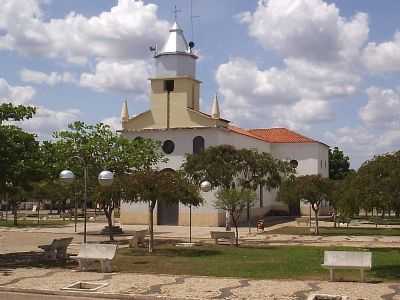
[0,78,35,104]
[325,127,400,168]
[272,99,334,130]
[0,77,80,139]
[0,0,169,64]
[20,69,76,86]
[216,57,357,129]
[359,87,400,129]
[241,0,369,63]
[80,59,151,93]
[363,32,400,73]
[20,106,81,139]
[102,117,121,132]
[217,0,367,130]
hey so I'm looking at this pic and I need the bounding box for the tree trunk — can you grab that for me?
[231,213,239,247]
[13,203,17,226]
[333,208,337,228]
[148,201,155,253]
[312,203,320,235]
[37,201,40,225]
[247,202,251,234]
[104,206,114,241]
[225,211,231,231]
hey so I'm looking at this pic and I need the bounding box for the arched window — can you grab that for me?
[193,136,205,154]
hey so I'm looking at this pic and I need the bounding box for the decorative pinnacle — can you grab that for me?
[211,93,220,119]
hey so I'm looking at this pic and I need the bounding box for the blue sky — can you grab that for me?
[1,0,400,168]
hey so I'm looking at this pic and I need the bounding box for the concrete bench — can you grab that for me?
[296,217,311,227]
[38,237,73,261]
[128,229,148,248]
[322,251,372,282]
[210,231,235,245]
[75,243,117,273]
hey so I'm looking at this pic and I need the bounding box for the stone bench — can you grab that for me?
[322,251,372,282]
[38,237,73,261]
[128,229,148,248]
[296,217,311,227]
[74,243,117,273]
[210,231,235,245]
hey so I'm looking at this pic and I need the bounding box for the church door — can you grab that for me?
[157,168,179,225]
[157,200,179,225]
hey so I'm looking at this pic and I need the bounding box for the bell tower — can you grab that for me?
[121,21,229,131]
[149,22,201,128]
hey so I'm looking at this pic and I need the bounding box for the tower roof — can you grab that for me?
[121,100,129,123]
[211,94,221,119]
[157,22,196,57]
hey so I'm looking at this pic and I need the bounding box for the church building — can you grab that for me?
[119,22,329,227]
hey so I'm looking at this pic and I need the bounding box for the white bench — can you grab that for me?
[210,231,235,245]
[128,229,148,248]
[75,244,117,273]
[38,237,73,261]
[322,251,372,282]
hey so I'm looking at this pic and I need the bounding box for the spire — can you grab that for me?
[211,94,220,119]
[121,100,129,123]
[160,22,191,54]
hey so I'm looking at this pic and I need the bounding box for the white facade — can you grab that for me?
[119,22,329,227]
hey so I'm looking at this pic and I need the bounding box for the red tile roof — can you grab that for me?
[228,126,269,143]
[249,128,318,144]
[228,126,327,146]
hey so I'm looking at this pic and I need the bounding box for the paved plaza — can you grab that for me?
[1,222,400,299]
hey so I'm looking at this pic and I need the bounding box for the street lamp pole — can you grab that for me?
[83,165,88,243]
[59,156,89,243]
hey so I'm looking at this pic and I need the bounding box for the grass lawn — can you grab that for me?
[114,245,400,282]
[267,226,400,236]
[0,219,72,228]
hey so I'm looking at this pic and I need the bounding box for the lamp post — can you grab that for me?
[191,180,211,243]
[98,170,115,230]
[60,166,114,243]
[59,156,88,243]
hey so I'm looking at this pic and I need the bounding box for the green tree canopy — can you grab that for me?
[124,170,203,252]
[0,103,41,225]
[215,187,256,246]
[279,175,331,234]
[53,121,165,240]
[329,146,351,180]
[0,103,36,124]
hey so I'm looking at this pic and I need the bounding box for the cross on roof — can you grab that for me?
[173,5,181,21]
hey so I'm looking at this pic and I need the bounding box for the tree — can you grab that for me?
[54,122,164,240]
[238,149,293,230]
[0,104,42,224]
[215,187,256,246]
[330,174,360,227]
[0,103,36,124]
[355,152,400,217]
[125,170,203,253]
[183,145,288,230]
[329,146,351,180]
[279,175,331,234]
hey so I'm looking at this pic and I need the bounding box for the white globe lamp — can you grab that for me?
[98,170,114,187]
[59,170,75,185]
[200,181,212,192]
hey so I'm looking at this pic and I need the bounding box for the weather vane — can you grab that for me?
[190,0,200,41]
[173,5,181,22]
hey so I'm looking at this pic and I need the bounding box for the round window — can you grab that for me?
[290,159,299,169]
[162,140,175,154]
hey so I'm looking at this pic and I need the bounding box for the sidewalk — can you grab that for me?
[0,267,398,299]
[2,221,400,253]
[1,222,400,299]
